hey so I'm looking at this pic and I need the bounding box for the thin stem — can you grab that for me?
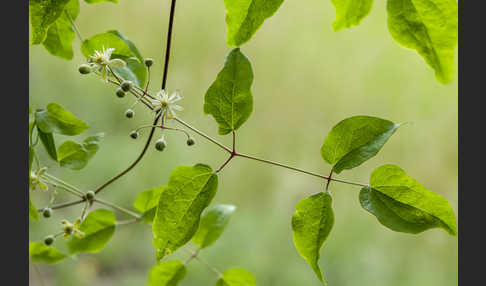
[235,153,368,188]
[44,173,84,195]
[325,169,333,191]
[232,130,236,152]
[184,248,200,265]
[93,0,178,195]
[194,256,223,277]
[32,263,46,286]
[42,180,83,198]
[48,199,85,211]
[174,117,232,153]
[94,198,141,219]
[215,154,235,174]
[94,113,161,194]
[116,218,140,225]
[65,10,83,42]
[161,0,177,90]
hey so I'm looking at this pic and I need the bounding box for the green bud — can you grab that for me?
[125,109,134,118]
[144,58,154,67]
[130,131,139,139]
[116,88,126,98]
[155,138,166,151]
[42,208,52,218]
[120,81,132,92]
[186,137,195,146]
[44,235,55,246]
[78,64,91,75]
[85,191,95,201]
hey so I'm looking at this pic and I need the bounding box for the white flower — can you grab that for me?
[151,90,183,119]
[87,46,126,82]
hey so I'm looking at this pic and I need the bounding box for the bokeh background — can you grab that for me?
[29,0,458,285]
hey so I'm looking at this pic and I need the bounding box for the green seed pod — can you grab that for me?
[116,88,126,98]
[85,191,95,201]
[44,235,55,246]
[120,81,132,92]
[130,131,139,139]
[186,137,195,146]
[42,208,52,218]
[78,64,91,75]
[155,138,167,151]
[125,109,134,118]
[144,58,154,67]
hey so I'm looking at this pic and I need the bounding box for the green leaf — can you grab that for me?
[29,197,40,221]
[84,0,117,4]
[215,268,256,286]
[361,164,457,235]
[387,0,458,84]
[192,204,236,249]
[57,133,104,170]
[29,242,66,264]
[152,164,218,261]
[292,192,334,285]
[330,0,374,31]
[29,0,70,45]
[81,31,147,87]
[35,103,88,136]
[67,209,116,254]
[42,0,80,60]
[224,0,285,46]
[204,48,253,135]
[133,187,167,223]
[37,127,57,161]
[148,260,187,286]
[321,115,400,174]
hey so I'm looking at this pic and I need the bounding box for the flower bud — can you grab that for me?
[144,58,154,67]
[120,81,132,92]
[155,138,167,151]
[186,137,195,146]
[130,131,139,139]
[85,191,95,201]
[116,88,126,98]
[42,208,52,218]
[44,235,55,246]
[78,64,91,75]
[125,109,134,118]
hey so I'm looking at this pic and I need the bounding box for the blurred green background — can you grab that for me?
[29,0,458,285]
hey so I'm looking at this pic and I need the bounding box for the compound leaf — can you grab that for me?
[321,116,400,174]
[67,209,116,254]
[387,0,458,83]
[360,164,457,235]
[35,103,88,136]
[192,204,236,249]
[330,0,374,31]
[57,133,104,170]
[134,187,167,224]
[29,242,66,264]
[224,0,285,46]
[152,164,218,261]
[204,48,253,135]
[148,260,187,286]
[215,268,256,286]
[29,0,70,45]
[292,192,334,285]
[37,127,57,161]
[42,0,79,59]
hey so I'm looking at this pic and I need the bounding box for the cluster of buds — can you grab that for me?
[78,47,195,152]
